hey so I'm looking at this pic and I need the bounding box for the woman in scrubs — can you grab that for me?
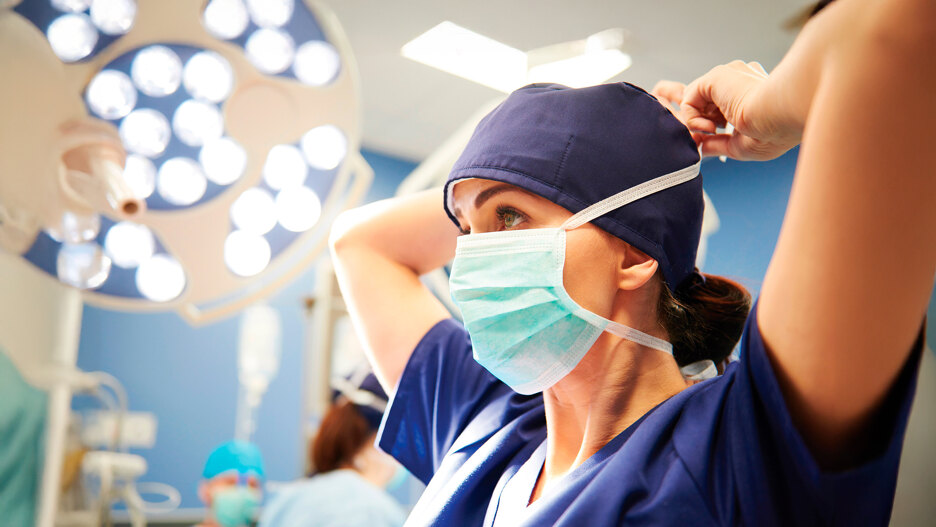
[329,0,935,524]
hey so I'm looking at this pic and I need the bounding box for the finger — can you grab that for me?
[651,80,685,106]
[680,74,713,119]
[680,68,728,131]
[686,116,719,134]
[697,134,734,158]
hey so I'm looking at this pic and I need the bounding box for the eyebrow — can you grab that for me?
[453,183,534,220]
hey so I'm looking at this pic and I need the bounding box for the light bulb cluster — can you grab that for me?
[84,44,241,208]
[223,130,335,277]
[202,0,342,86]
[19,0,351,302]
[45,0,137,62]
[47,213,186,303]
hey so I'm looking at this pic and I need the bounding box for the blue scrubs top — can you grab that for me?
[377,305,923,526]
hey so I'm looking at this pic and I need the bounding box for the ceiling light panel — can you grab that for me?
[401,21,527,94]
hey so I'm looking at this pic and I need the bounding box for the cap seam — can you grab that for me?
[553,134,575,186]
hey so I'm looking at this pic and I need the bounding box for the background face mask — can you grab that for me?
[448,161,699,394]
[212,486,260,527]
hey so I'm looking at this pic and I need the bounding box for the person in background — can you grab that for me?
[198,440,265,527]
[0,349,46,527]
[259,371,408,527]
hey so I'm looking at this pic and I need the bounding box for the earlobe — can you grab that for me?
[198,482,211,505]
[617,246,659,291]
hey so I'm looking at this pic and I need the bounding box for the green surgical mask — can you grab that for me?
[212,486,259,527]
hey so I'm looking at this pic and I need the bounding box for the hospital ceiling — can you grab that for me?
[330,0,813,162]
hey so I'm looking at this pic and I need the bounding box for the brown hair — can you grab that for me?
[309,399,372,475]
[658,272,752,367]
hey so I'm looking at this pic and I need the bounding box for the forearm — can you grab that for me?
[328,188,459,391]
[329,188,458,276]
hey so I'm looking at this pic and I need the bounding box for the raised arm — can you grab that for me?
[677,0,936,466]
[329,189,459,392]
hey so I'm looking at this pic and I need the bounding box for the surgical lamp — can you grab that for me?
[1,0,371,324]
[0,1,370,525]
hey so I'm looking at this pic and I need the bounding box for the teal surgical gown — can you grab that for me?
[0,349,47,527]
[259,469,407,527]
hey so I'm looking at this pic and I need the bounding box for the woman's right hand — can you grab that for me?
[654,61,803,161]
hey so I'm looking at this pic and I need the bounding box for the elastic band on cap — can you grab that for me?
[561,161,701,230]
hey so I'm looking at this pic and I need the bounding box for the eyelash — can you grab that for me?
[459,206,527,235]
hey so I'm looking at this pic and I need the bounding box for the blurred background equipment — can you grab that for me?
[236,303,282,443]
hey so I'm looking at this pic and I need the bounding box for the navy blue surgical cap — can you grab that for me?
[444,82,703,289]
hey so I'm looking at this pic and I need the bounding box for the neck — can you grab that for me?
[534,332,686,499]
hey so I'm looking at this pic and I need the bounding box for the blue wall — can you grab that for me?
[700,149,798,292]
[75,149,416,509]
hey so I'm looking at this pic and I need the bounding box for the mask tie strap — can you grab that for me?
[603,321,674,354]
[560,161,701,230]
[557,161,700,356]
[681,359,718,381]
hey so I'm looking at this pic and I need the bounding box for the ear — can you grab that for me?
[616,245,659,291]
[198,481,211,505]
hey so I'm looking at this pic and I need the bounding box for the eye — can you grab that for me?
[496,206,526,230]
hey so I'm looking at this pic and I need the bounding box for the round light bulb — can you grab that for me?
[46,211,101,244]
[183,51,234,103]
[202,0,249,40]
[230,188,276,235]
[47,13,98,63]
[157,158,207,206]
[275,186,321,232]
[293,40,341,87]
[300,125,347,170]
[89,0,136,35]
[199,137,247,185]
[245,28,295,74]
[246,0,294,28]
[224,230,271,277]
[52,0,93,13]
[86,69,136,120]
[173,100,224,147]
[122,154,156,199]
[104,221,155,268]
[56,243,111,290]
[136,254,186,302]
[263,144,307,190]
[131,45,182,97]
[119,109,171,157]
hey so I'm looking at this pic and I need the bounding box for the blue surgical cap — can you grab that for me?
[203,440,265,479]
